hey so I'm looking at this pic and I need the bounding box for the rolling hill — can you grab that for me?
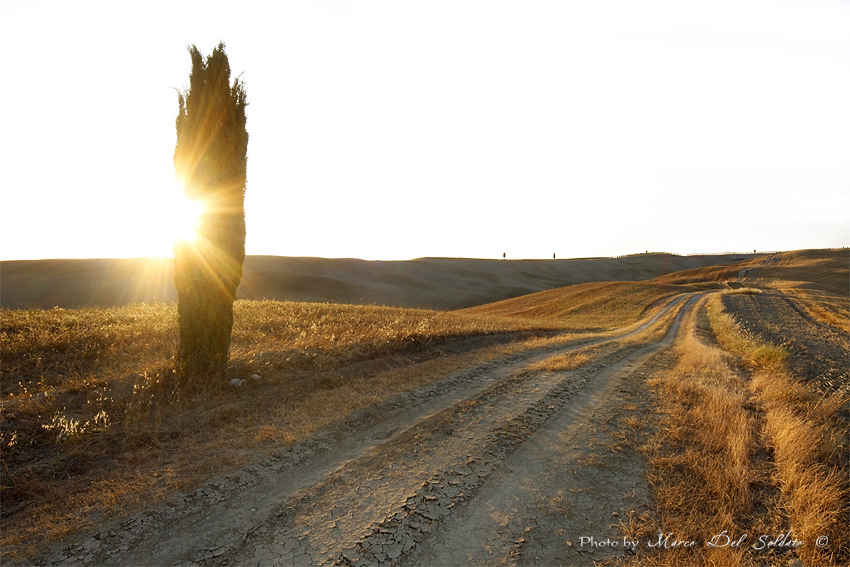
[0,253,762,310]
[654,248,848,296]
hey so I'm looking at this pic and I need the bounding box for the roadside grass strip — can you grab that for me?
[633,294,848,566]
[707,295,849,567]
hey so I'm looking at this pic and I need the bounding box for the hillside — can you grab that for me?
[458,281,694,329]
[653,249,848,294]
[1,253,759,310]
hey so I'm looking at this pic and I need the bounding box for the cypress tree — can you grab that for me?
[173,43,248,390]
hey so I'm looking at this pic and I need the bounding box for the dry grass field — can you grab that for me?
[1,249,846,565]
[458,281,697,329]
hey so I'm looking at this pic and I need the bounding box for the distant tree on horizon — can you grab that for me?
[173,43,248,390]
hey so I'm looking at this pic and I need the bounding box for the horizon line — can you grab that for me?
[7,248,849,264]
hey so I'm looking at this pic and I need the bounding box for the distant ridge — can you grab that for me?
[1,253,762,311]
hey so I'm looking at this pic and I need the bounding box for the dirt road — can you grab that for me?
[42,295,701,567]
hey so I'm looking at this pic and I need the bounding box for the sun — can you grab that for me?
[167,179,206,246]
[175,196,205,244]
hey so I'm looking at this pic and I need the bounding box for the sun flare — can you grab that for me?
[175,196,205,244]
[167,179,206,246]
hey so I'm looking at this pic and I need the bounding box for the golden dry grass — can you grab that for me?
[634,300,764,567]
[654,249,849,299]
[724,287,762,294]
[708,295,849,567]
[631,293,848,566]
[759,249,849,297]
[651,263,744,286]
[528,349,593,372]
[459,281,695,329]
[782,288,850,333]
[799,299,850,332]
[526,295,688,374]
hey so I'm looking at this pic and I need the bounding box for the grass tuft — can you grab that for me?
[528,350,593,372]
[724,287,762,294]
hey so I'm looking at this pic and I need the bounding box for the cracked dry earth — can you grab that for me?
[42,295,701,567]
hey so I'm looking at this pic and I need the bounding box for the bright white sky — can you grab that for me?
[1,0,848,261]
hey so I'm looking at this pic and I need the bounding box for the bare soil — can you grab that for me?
[36,296,699,567]
[720,290,849,397]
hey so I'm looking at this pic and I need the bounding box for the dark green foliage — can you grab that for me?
[173,43,248,389]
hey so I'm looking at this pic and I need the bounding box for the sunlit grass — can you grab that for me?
[528,349,593,372]
[633,300,760,567]
[784,288,850,333]
[724,287,762,294]
[459,281,695,329]
[707,295,849,567]
[632,295,848,566]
